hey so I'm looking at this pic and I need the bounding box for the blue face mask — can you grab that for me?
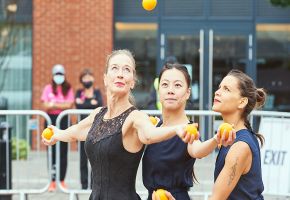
[53,75,65,85]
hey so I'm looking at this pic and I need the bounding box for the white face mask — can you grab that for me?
[53,75,65,85]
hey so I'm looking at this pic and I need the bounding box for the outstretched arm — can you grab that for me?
[43,107,102,144]
[188,137,218,159]
[131,110,196,144]
[188,128,236,159]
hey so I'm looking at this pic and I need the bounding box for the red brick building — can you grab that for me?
[32,0,113,110]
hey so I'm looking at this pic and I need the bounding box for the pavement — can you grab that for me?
[3,151,289,200]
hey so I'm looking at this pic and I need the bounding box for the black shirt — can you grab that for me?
[85,107,144,200]
[142,120,196,199]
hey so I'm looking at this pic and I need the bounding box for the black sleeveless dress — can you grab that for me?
[85,106,144,200]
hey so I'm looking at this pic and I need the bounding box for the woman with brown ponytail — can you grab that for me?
[210,69,266,200]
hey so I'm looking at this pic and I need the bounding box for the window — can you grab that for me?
[0,24,32,109]
[257,24,290,111]
[114,23,158,109]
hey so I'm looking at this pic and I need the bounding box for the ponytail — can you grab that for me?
[244,119,264,147]
[192,169,198,184]
[227,69,266,147]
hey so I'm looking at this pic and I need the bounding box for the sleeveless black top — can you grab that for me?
[142,120,195,199]
[85,106,144,200]
[214,129,264,199]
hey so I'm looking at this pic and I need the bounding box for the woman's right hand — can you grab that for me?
[215,126,236,147]
[42,125,59,146]
[152,190,176,200]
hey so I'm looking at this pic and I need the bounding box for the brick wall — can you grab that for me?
[33,0,113,110]
[32,0,113,149]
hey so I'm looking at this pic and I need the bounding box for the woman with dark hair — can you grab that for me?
[75,68,103,189]
[144,63,235,200]
[42,50,196,200]
[41,64,74,191]
[210,69,266,200]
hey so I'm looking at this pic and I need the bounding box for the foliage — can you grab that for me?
[11,138,30,160]
[270,0,290,7]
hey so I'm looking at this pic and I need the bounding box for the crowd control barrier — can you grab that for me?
[54,109,290,200]
[0,110,52,200]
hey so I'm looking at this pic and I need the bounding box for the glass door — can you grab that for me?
[208,30,250,109]
[163,28,251,139]
[114,23,158,109]
[205,29,251,138]
[164,31,202,110]
[164,29,251,111]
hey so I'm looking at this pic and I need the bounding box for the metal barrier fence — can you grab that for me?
[2,109,290,199]
[0,110,52,200]
[55,109,290,200]
[55,109,92,200]
[252,111,290,198]
[55,109,218,200]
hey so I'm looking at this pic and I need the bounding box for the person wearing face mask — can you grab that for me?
[75,68,103,189]
[41,64,74,192]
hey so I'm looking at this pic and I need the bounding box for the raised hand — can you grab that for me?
[176,123,199,144]
[215,123,236,147]
[41,125,59,146]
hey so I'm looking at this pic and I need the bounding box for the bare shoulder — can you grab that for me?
[129,109,147,117]
[122,109,144,134]
[86,107,103,122]
[226,141,251,164]
[128,110,149,123]
[92,107,103,115]
[87,107,102,117]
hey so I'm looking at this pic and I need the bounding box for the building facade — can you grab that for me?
[114,0,290,111]
[0,0,290,113]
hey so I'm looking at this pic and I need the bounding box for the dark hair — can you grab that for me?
[51,79,71,97]
[164,56,178,65]
[227,69,267,146]
[79,68,93,83]
[158,63,191,88]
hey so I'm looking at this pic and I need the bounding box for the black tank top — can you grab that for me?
[85,106,144,200]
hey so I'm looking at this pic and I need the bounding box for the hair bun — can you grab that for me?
[255,88,267,109]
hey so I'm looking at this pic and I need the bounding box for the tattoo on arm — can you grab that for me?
[228,157,238,186]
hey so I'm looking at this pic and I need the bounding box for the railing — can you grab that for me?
[55,109,92,200]
[0,110,52,200]
[55,109,290,200]
[1,109,290,199]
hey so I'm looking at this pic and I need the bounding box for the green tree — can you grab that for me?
[270,0,290,7]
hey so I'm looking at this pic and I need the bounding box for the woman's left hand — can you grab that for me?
[176,123,199,144]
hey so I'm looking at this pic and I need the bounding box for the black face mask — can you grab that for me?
[82,81,93,89]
